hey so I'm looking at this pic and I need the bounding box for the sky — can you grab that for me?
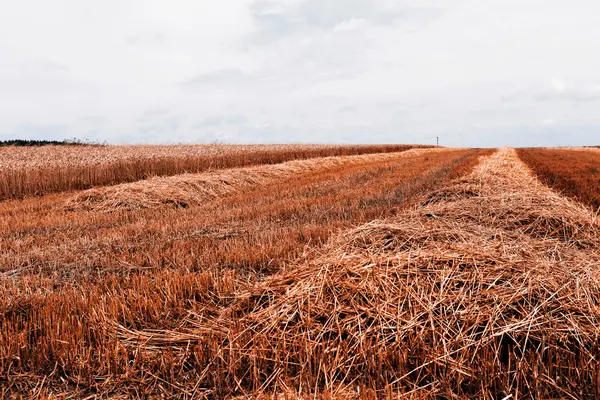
[0,0,599,147]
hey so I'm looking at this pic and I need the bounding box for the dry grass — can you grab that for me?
[105,148,600,398]
[0,144,425,201]
[0,148,489,398]
[517,147,600,210]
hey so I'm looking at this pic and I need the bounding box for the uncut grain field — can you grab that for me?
[2,144,600,399]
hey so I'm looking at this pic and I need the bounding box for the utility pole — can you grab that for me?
[436,136,439,146]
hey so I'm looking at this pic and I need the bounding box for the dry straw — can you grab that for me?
[66,148,442,213]
[112,148,600,398]
[0,144,425,200]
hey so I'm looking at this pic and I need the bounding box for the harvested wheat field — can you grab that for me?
[517,147,600,210]
[65,148,443,213]
[2,145,600,398]
[0,144,423,201]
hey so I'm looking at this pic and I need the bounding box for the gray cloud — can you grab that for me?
[194,115,249,127]
[184,69,257,87]
[137,115,186,141]
[195,116,224,127]
[534,86,600,102]
[3,124,70,141]
[503,80,600,104]
[20,60,69,75]
[127,33,168,46]
[250,0,444,42]
[142,108,171,117]
[80,115,107,124]
[338,105,358,114]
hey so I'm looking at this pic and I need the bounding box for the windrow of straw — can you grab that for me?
[0,149,485,398]
[0,144,426,201]
[0,144,424,172]
[110,148,600,398]
[65,148,444,213]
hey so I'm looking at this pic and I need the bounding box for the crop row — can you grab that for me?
[0,149,488,397]
[0,144,426,201]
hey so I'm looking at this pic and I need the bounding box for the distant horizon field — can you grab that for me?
[0,143,429,201]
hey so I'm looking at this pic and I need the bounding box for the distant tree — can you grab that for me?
[0,138,107,147]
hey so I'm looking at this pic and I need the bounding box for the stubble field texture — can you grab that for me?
[1,144,600,399]
[517,147,600,210]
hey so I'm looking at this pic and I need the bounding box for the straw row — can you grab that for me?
[0,144,425,201]
[111,148,600,397]
[65,148,445,213]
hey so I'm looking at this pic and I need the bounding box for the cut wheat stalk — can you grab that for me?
[108,148,600,397]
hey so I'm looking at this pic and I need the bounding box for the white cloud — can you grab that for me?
[332,18,368,32]
[530,79,600,102]
[542,119,556,126]
[550,78,569,93]
[0,0,599,146]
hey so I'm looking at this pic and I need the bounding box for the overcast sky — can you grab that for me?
[1,0,599,147]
